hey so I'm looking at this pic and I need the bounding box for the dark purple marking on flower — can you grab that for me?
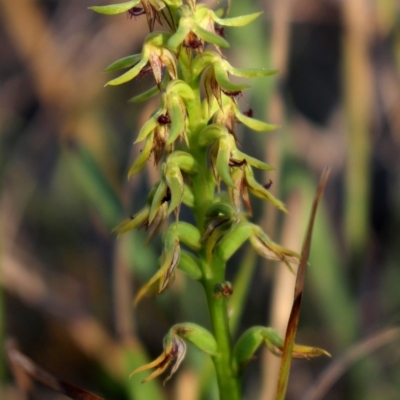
[229,158,247,168]
[130,214,134,220]
[127,7,145,19]
[263,179,273,189]
[243,108,253,118]
[215,27,225,38]
[157,113,171,125]
[138,65,153,78]
[221,89,243,99]
[184,32,203,50]
[162,188,172,203]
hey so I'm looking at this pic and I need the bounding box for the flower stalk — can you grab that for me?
[90,1,329,399]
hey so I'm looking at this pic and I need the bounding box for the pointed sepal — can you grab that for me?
[89,0,141,15]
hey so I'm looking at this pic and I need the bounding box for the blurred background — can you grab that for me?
[1,0,400,399]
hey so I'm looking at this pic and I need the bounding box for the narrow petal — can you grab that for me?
[159,240,180,292]
[166,97,186,145]
[89,0,141,15]
[232,150,275,171]
[129,352,168,378]
[113,206,150,236]
[228,167,246,212]
[167,18,192,51]
[127,133,154,178]
[135,115,159,143]
[225,62,278,78]
[214,62,249,92]
[165,164,184,216]
[149,179,168,223]
[134,264,169,305]
[160,49,178,80]
[104,54,142,72]
[105,57,148,86]
[250,226,300,272]
[163,337,186,384]
[212,11,263,27]
[145,202,168,244]
[245,166,287,212]
[148,51,164,85]
[216,137,235,188]
[193,25,230,48]
[129,73,169,103]
[235,109,279,132]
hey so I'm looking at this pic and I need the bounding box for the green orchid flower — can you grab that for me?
[148,151,198,221]
[198,124,275,195]
[134,222,201,304]
[89,0,180,31]
[167,5,229,52]
[193,50,278,111]
[201,201,238,261]
[195,4,262,30]
[216,222,299,270]
[130,323,217,383]
[129,84,194,174]
[233,326,330,373]
[113,183,169,243]
[130,329,186,384]
[103,32,176,87]
[211,94,279,136]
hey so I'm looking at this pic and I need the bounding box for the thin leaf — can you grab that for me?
[105,57,148,86]
[194,25,230,48]
[275,167,331,400]
[104,54,142,72]
[214,62,249,92]
[227,65,279,78]
[235,110,279,132]
[213,11,263,27]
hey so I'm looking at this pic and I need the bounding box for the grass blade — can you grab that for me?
[275,167,331,400]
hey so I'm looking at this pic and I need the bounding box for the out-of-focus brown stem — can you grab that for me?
[342,0,374,258]
[261,0,291,241]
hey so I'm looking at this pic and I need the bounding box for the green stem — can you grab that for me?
[202,253,241,400]
[190,157,240,399]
